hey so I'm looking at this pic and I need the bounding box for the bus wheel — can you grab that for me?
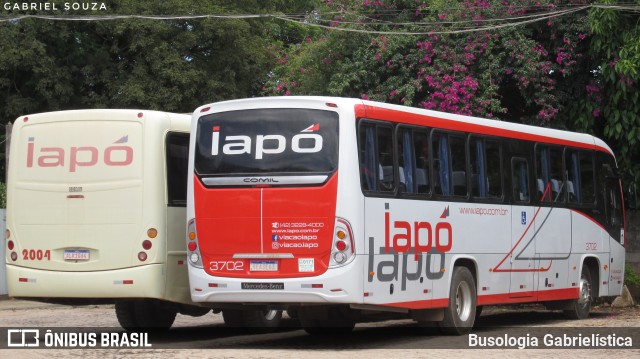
[438,266,477,335]
[243,309,283,330]
[116,300,177,331]
[222,309,282,331]
[299,306,355,336]
[115,301,138,331]
[564,266,592,319]
[222,309,245,327]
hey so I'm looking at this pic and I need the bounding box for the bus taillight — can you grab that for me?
[187,218,203,268]
[330,218,355,268]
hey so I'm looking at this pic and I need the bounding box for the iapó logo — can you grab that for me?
[211,124,323,159]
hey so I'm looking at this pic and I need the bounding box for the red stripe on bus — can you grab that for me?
[378,287,578,309]
[478,288,579,306]
[379,298,449,309]
[355,104,610,154]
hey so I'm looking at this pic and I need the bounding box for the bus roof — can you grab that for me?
[194,96,613,156]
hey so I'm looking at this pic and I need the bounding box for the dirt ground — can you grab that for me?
[0,298,639,358]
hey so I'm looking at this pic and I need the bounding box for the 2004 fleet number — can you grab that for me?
[22,249,51,261]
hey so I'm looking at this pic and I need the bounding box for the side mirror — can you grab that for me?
[627,183,638,210]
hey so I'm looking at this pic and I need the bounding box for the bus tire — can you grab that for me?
[115,301,138,331]
[438,266,477,335]
[299,306,355,336]
[243,309,283,331]
[564,266,592,319]
[222,309,245,327]
[223,309,282,331]
[115,300,177,331]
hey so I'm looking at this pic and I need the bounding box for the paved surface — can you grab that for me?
[1,296,639,358]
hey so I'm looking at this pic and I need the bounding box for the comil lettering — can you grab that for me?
[211,126,323,159]
[26,137,133,172]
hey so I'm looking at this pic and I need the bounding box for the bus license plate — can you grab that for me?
[64,249,90,261]
[250,260,278,272]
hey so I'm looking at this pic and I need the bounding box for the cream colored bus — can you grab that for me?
[5,109,281,330]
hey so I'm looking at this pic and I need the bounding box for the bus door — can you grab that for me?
[533,146,571,292]
[604,173,625,296]
[509,157,535,298]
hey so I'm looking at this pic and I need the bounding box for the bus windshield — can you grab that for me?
[195,108,339,183]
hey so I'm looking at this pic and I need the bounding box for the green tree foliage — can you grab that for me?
[564,0,640,189]
[264,0,639,190]
[0,0,313,119]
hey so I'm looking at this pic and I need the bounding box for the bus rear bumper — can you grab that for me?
[189,261,364,305]
[6,264,167,300]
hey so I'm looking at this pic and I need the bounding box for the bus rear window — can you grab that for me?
[195,108,339,182]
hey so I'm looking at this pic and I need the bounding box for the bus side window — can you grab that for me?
[566,150,581,203]
[536,145,564,202]
[359,122,395,193]
[450,135,467,196]
[360,123,377,191]
[470,137,503,199]
[166,132,190,207]
[512,158,529,203]
[486,140,502,198]
[414,131,430,194]
[377,126,395,192]
[607,181,623,228]
[398,128,430,195]
[580,153,596,205]
[432,132,449,196]
[549,148,564,202]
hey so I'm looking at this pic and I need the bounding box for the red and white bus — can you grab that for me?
[186,97,626,334]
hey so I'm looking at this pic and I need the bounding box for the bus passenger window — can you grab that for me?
[580,154,595,204]
[536,146,564,202]
[414,132,430,194]
[360,124,377,191]
[470,138,502,199]
[486,140,502,197]
[450,136,467,196]
[398,128,430,195]
[377,127,395,192]
[549,148,564,202]
[512,158,529,202]
[432,133,449,195]
[359,123,396,193]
